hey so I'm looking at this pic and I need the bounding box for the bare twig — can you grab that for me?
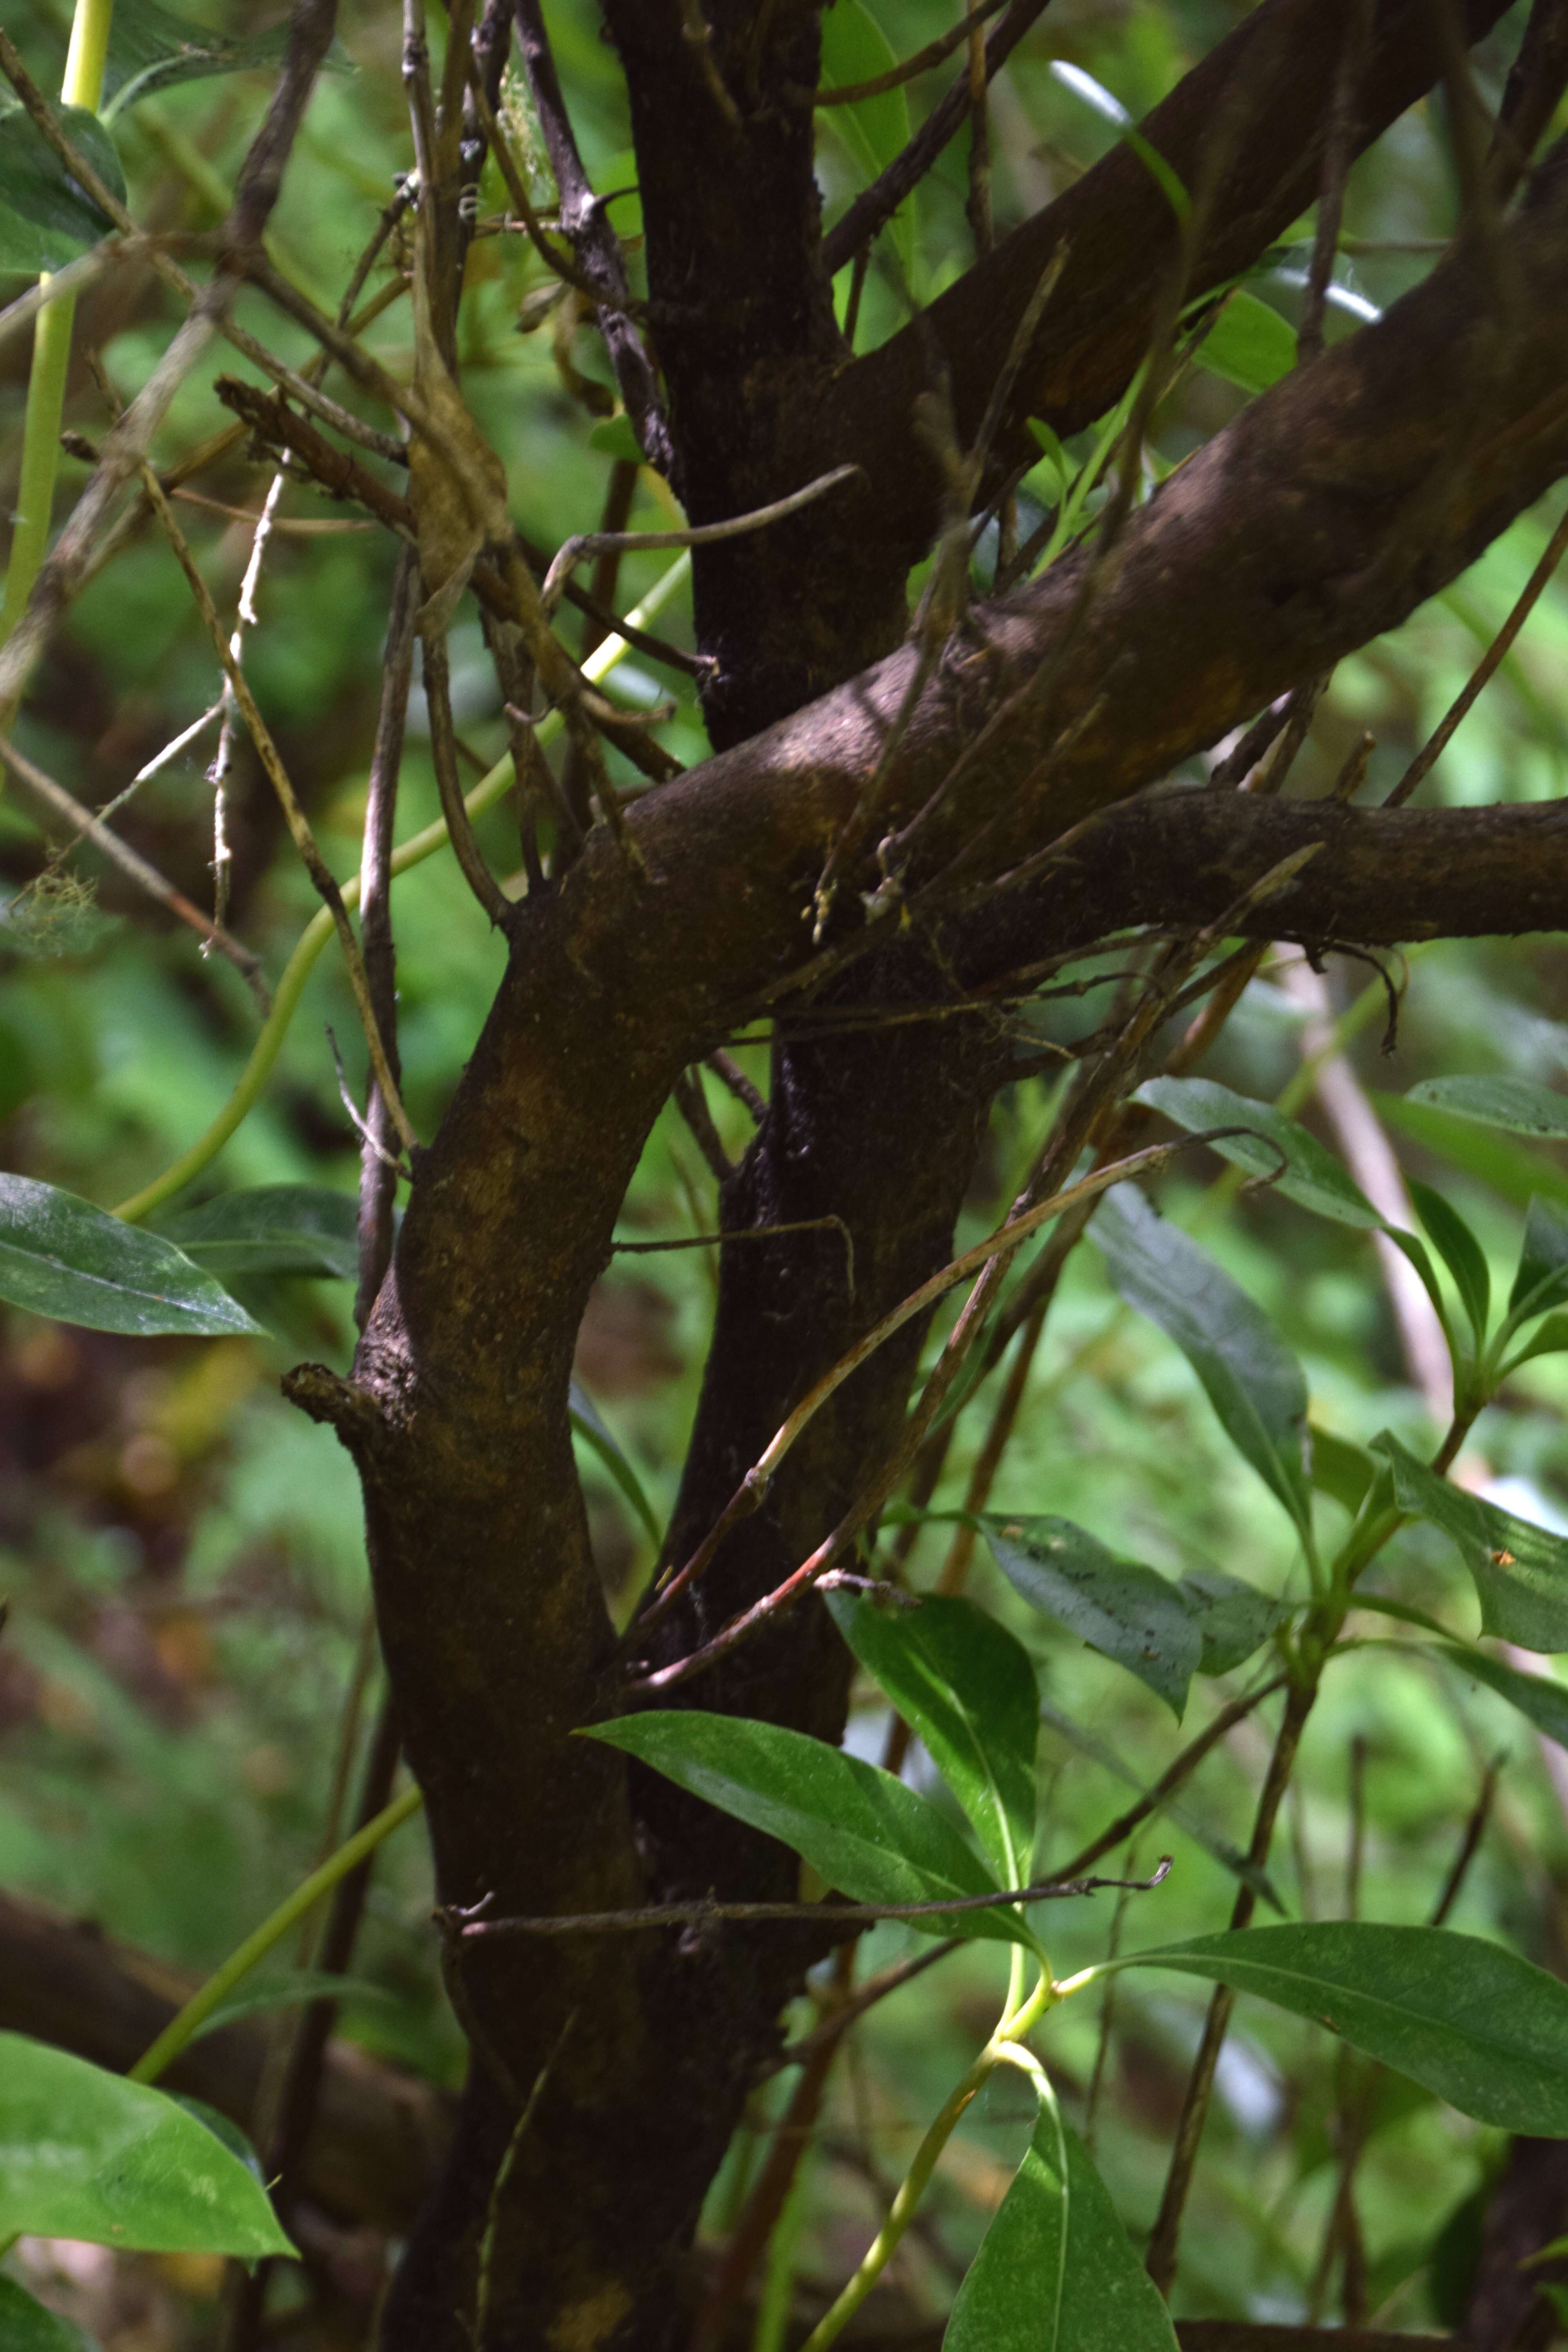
[136,465,417,1154]
[0,735,268,1007]
[1384,501,1568,807]
[1298,0,1376,365]
[813,0,1010,105]
[541,466,862,613]
[448,1859,1172,1940]
[420,627,513,927]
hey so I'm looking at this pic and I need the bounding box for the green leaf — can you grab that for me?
[1375,1432,1568,1651]
[0,103,126,274]
[1408,1178,1490,1343]
[1193,290,1298,396]
[1353,1591,1455,1639]
[826,1590,1038,1883]
[588,414,645,464]
[1121,1922,1568,2132]
[987,1515,1200,1718]
[581,1711,1028,1944]
[0,2032,294,2255]
[1176,1564,1286,1676]
[1502,1310,1568,1375]
[167,2096,265,2184]
[0,1175,261,1337]
[0,2280,99,2352]
[1374,1089,1568,1216]
[1509,1198,1568,1323]
[946,2100,1178,2352]
[820,0,915,279]
[1037,1696,1283,1911]
[569,1378,662,1548]
[162,1184,359,1280]
[1434,1642,1568,1753]
[1135,1076,1382,1229]
[1311,1423,1379,1514]
[102,2,348,120]
[190,1970,397,2042]
[1407,1075,1568,1141]
[1092,1185,1312,1536]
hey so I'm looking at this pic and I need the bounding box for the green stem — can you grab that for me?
[0,0,116,661]
[112,552,690,1223]
[128,1782,423,2084]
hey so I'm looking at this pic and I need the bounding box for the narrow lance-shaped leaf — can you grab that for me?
[987,1515,1201,1719]
[1091,1185,1312,1537]
[1508,1197,1568,1324]
[1408,1177,1490,1345]
[1433,1642,1568,1754]
[1118,1922,1568,2133]
[1407,1076,1568,1140]
[102,0,349,119]
[1135,1075,1382,1229]
[946,2097,1180,2352]
[569,1379,663,1548]
[1175,1564,1287,1676]
[827,1590,1038,1883]
[0,1175,261,1338]
[162,1184,360,1279]
[0,2034,294,2254]
[582,1711,1030,1945]
[819,0,915,281]
[1375,1432,1568,1652]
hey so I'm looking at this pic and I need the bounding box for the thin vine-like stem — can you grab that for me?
[0,0,116,674]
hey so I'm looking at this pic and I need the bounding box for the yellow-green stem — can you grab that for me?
[128,1782,423,2085]
[0,0,116,662]
[112,552,690,1223]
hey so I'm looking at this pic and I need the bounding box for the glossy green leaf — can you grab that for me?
[102,2,347,120]
[826,1590,1037,1882]
[987,1515,1200,1718]
[1092,1185,1312,1535]
[167,2096,265,2184]
[1311,1423,1379,1514]
[946,2100,1178,2352]
[581,1711,1027,1944]
[0,103,126,273]
[569,1379,662,1547]
[820,0,915,279]
[1037,1696,1283,1911]
[1193,290,1298,396]
[1408,1178,1490,1343]
[1434,1642,1568,1752]
[162,1184,359,1280]
[1509,1198,1568,1323]
[1376,1432,1568,1651]
[588,414,645,464]
[1407,1076,1568,1140]
[0,1175,261,1337]
[0,2280,98,2352]
[1135,1076,1381,1229]
[1502,1310,1568,1375]
[1374,1089,1568,1215]
[1121,1922,1568,2131]
[0,2033,294,2254]
[1176,1564,1286,1676]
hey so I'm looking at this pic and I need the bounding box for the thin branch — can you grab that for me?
[356,550,419,1330]
[1298,0,1375,365]
[815,0,1010,109]
[136,465,417,1155]
[448,1858,1172,1940]
[541,466,863,613]
[0,735,268,1007]
[420,627,514,927]
[1384,500,1568,806]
